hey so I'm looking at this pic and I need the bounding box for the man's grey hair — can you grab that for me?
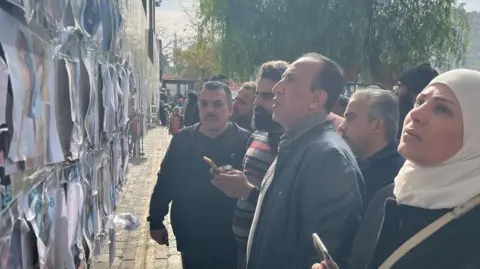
[352,89,399,142]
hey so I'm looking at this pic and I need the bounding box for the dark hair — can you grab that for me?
[202,81,233,104]
[398,63,438,95]
[210,74,229,82]
[336,95,349,108]
[257,61,289,83]
[240,81,256,92]
[160,93,167,101]
[303,53,345,112]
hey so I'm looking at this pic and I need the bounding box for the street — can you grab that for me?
[95,127,181,269]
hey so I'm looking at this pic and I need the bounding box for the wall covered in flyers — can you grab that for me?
[0,0,159,268]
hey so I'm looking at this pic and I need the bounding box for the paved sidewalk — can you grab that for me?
[95,126,180,269]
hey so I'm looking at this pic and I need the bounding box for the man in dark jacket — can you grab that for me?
[395,63,438,138]
[338,89,404,207]
[184,91,199,126]
[147,81,251,269]
[211,60,289,269]
[213,53,363,269]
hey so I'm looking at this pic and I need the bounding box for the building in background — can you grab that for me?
[456,2,480,70]
[464,9,480,69]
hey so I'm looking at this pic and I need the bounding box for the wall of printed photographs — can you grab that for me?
[0,0,160,268]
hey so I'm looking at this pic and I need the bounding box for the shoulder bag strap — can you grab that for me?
[379,194,480,269]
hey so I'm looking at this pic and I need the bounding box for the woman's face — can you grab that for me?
[398,84,463,166]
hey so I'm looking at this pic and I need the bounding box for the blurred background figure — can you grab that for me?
[168,107,184,135]
[395,63,438,138]
[184,91,200,126]
[232,82,256,131]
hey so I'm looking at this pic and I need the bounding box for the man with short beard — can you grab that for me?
[232,82,256,131]
[395,63,438,138]
[211,61,288,269]
[338,89,403,208]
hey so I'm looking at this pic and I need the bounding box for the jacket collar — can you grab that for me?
[359,142,400,170]
[281,111,328,142]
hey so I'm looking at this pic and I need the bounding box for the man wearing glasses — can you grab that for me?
[211,61,289,269]
[148,81,251,269]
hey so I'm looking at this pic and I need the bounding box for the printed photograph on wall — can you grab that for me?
[5,0,24,8]
[81,0,101,37]
[0,10,63,171]
[41,0,68,26]
[14,28,45,167]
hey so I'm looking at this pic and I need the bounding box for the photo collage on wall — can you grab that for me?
[0,0,151,267]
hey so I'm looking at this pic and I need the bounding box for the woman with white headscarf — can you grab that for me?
[313,69,480,269]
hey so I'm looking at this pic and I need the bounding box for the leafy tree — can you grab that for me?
[199,0,469,85]
[164,3,220,80]
[171,39,219,79]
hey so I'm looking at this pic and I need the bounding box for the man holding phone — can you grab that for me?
[211,61,288,269]
[147,81,251,269]
[212,54,363,269]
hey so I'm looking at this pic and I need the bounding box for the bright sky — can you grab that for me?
[155,0,195,42]
[155,0,480,45]
[462,0,480,11]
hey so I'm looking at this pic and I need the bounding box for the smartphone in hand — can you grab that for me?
[312,233,333,269]
[203,156,220,173]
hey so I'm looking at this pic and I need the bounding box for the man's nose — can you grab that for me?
[204,104,215,113]
[338,122,347,133]
[272,80,283,94]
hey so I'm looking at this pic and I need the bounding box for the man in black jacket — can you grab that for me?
[338,89,404,207]
[147,81,251,269]
[213,53,363,269]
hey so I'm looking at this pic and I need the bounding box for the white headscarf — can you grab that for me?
[394,69,480,209]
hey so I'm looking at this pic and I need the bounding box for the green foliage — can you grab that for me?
[170,12,220,80]
[199,0,469,82]
[171,40,219,80]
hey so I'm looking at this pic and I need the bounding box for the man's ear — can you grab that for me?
[309,90,327,110]
[371,117,384,134]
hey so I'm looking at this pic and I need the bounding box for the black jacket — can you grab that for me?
[184,93,199,126]
[148,123,251,258]
[358,142,404,208]
[366,198,480,269]
[247,114,363,269]
[349,184,394,269]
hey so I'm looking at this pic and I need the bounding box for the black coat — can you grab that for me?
[358,143,404,208]
[366,198,480,269]
[158,101,167,125]
[184,93,199,126]
[148,123,251,261]
[349,184,394,269]
[247,119,363,269]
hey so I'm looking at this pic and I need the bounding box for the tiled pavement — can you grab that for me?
[95,126,181,269]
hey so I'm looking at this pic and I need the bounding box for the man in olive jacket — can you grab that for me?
[213,53,364,269]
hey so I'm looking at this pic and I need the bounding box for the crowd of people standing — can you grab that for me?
[148,53,480,269]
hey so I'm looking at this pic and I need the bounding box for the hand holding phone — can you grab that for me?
[312,233,334,269]
[203,156,220,173]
